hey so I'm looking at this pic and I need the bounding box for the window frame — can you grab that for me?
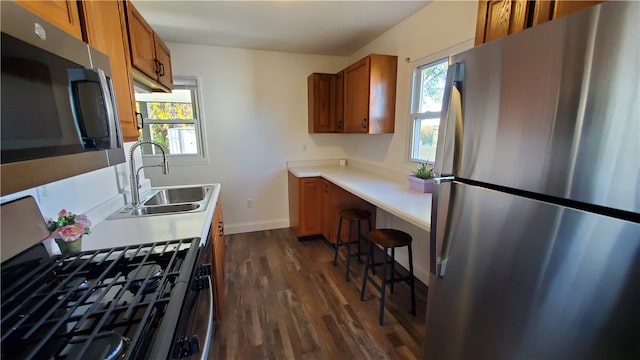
[136,76,208,165]
[407,40,474,165]
[409,57,448,164]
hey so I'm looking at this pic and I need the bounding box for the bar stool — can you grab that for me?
[360,228,416,325]
[332,208,372,281]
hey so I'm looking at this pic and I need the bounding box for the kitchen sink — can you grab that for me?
[129,203,200,216]
[143,186,210,206]
[108,185,214,219]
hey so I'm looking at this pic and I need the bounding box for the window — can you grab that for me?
[410,58,448,163]
[135,77,205,158]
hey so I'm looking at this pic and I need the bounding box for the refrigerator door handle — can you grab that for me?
[430,178,455,278]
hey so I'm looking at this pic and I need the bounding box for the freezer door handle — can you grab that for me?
[434,176,455,184]
[433,62,464,178]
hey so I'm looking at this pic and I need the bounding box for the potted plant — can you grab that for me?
[408,163,435,193]
[46,209,92,256]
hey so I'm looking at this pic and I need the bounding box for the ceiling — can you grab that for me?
[131,1,429,56]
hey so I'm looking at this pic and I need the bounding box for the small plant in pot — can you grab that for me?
[47,209,91,256]
[408,163,435,193]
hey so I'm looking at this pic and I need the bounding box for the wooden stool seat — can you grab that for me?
[361,228,416,325]
[368,229,412,248]
[339,208,372,221]
[333,208,372,281]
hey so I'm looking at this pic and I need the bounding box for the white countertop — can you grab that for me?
[288,165,431,230]
[78,184,220,251]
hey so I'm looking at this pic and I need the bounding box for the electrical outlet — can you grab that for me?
[247,199,253,208]
[37,185,49,199]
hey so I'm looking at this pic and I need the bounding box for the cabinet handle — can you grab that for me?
[159,63,165,77]
[218,221,224,236]
[337,120,343,131]
[154,59,161,74]
[135,112,144,130]
[362,118,367,128]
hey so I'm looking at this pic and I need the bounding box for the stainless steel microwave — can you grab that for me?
[0,2,125,196]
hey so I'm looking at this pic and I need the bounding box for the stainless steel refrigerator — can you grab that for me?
[424,2,640,359]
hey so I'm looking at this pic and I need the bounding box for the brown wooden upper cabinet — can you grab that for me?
[307,54,397,134]
[343,54,397,134]
[308,71,345,133]
[308,73,335,133]
[80,0,139,142]
[475,0,604,45]
[124,0,173,92]
[14,0,83,40]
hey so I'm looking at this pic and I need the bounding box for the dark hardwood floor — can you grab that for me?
[210,228,428,359]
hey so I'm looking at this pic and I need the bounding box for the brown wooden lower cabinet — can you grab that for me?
[288,172,376,242]
[210,198,224,318]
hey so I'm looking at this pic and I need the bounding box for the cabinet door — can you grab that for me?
[15,0,82,40]
[299,178,323,236]
[532,0,604,25]
[475,0,530,45]
[321,179,331,241]
[81,0,139,142]
[553,0,604,18]
[343,57,371,133]
[307,73,335,133]
[126,1,157,80]
[334,71,344,132]
[211,199,225,318]
[154,34,173,90]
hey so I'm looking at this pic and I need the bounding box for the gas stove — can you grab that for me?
[1,237,213,360]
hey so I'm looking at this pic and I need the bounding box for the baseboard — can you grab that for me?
[224,218,290,235]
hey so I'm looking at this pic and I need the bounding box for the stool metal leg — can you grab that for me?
[390,247,395,294]
[367,219,375,275]
[356,219,362,262]
[379,246,389,325]
[333,217,343,267]
[408,244,416,316]
[360,242,373,301]
[346,219,353,281]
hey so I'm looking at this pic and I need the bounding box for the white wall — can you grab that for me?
[143,46,351,233]
[343,0,477,175]
[145,1,477,234]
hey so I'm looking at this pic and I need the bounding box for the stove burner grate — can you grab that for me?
[0,238,198,360]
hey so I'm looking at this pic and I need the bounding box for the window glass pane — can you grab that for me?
[135,79,204,158]
[145,102,193,121]
[418,60,448,113]
[413,118,440,162]
[145,123,198,155]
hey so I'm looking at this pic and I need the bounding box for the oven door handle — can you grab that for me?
[200,275,214,360]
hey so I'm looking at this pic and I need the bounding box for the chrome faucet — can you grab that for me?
[129,140,169,206]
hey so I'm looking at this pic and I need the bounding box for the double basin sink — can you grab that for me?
[109,185,213,219]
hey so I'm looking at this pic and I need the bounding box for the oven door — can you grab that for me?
[168,239,214,360]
